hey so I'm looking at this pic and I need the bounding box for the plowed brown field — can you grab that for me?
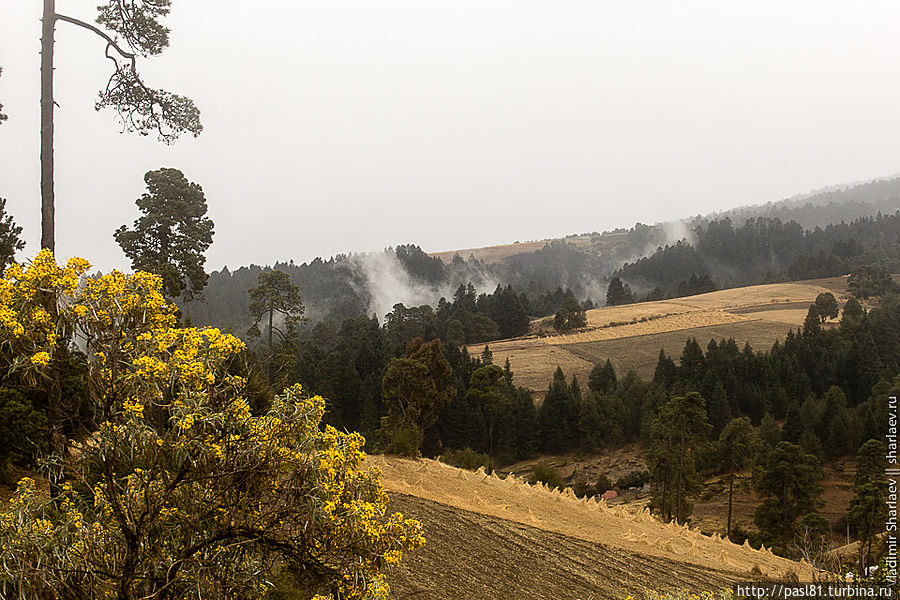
[372,454,812,596]
[386,493,740,600]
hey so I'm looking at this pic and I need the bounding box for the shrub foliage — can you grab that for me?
[0,251,423,600]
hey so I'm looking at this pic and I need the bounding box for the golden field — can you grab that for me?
[470,278,847,392]
[375,455,811,599]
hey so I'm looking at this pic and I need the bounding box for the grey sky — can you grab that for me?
[2,1,900,272]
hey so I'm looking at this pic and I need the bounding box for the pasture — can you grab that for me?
[473,278,847,392]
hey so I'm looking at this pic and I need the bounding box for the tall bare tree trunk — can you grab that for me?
[41,0,56,252]
[726,470,735,540]
[661,461,670,522]
[267,307,273,385]
[41,0,64,499]
[676,435,685,524]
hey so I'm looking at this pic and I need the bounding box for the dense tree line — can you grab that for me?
[617,211,900,299]
[183,197,900,334]
[713,177,900,230]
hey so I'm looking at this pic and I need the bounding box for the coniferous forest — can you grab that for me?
[4,2,900,593]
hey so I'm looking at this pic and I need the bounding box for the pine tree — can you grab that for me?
[248,270,306,385]
[588,359,617,395]
[38,1,201,252]
[553,291,587,332]
[718,417,756,539]
[115,168,214,300]
[380,338,455,456]
[753,442,824,552]
[758,412,781,452]
[538,367,577,453]
[481,345,493,365]
[848,439,889,570]
[842,296,864,324]
[814,292,839,322]
[605,277,634,306]
[782,401,804,443]
[466,364,509,468]
[647,392,711,523]
[678,338,705,387]
[653,349,678,388]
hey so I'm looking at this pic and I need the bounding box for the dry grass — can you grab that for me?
[387,493,739,599]
[562,310,752,344]
[371,454,811,583]
[475,279,847,388]
[557,281,842,342]
[562,320,799,380]
[430,240,551,264]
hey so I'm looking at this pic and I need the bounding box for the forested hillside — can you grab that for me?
[182,178,900,341]
[617,210,900,298]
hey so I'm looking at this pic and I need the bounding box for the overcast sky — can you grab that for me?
[2,1,900,272]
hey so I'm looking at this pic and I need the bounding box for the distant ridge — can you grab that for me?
[428,175,900,265]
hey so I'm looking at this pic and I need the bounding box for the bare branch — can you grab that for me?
[55,14,137,66]
[0,67,8,124]
[55,12,200,143]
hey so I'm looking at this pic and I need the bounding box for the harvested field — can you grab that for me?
[562,320,797,380]
[555,281,841,343]
[370,455,810,584]
[430,240,551,264]
[430,232,623,265]
[387,493,739,600]
[561,310,751,344]
[474,279,847,389]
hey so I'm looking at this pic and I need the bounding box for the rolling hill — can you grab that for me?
[373,455,811,598]
[469,278,847,393]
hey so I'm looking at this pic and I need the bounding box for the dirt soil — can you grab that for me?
[386,493,741,600]
[370,455,812,586]
[691,458,855,537]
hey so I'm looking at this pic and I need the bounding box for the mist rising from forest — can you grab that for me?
[349,250,501,323]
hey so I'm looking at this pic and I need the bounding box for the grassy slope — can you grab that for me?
[471,278,848,392]
[371,454,810,593]
[387,493,739,600]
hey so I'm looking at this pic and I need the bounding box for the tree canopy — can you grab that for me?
[753,441,824,553]
[553,290,587,332]
[849,439,889,569]
[115,168,214,300]
[718,417,756,539]
[380,338,455,456]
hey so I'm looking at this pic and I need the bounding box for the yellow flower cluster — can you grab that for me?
[643,588,735,600]
[0,250,91,379]
[0,252,424,599]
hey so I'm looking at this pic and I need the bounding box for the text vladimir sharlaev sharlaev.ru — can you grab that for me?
[886,395,898,585]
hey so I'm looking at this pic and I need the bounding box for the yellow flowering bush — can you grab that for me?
[0,252,423,599]
[0,249,89,380]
